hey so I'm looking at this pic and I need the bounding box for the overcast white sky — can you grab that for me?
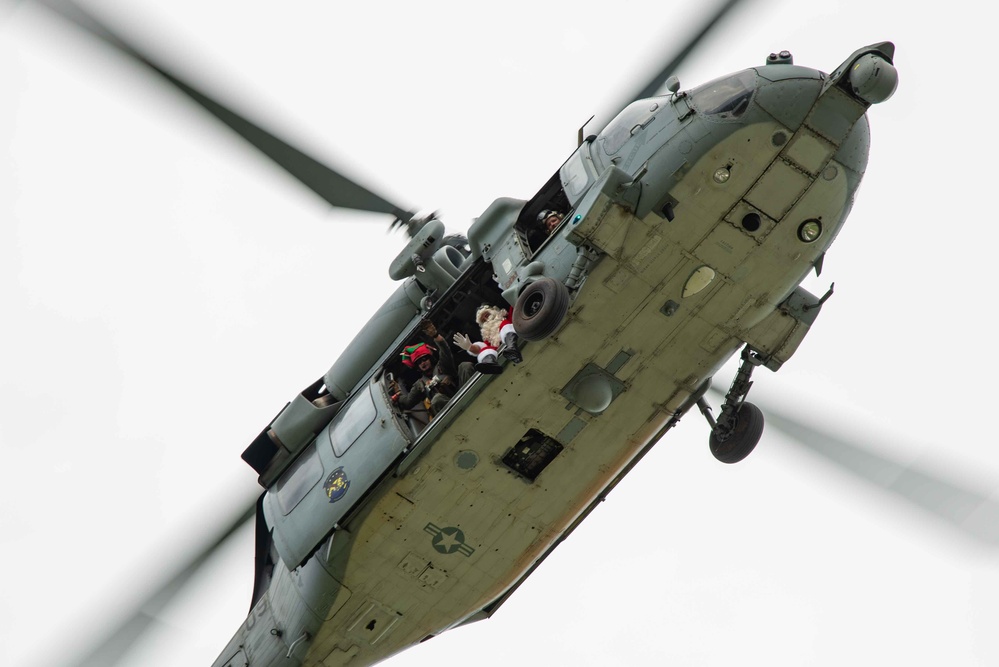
[3,1,998,666]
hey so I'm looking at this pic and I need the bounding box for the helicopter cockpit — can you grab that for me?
[513,171,572,255]
[687,69,757,120]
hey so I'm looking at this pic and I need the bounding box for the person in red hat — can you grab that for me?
[391,322,473,417]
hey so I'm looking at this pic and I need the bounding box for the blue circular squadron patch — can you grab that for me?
[324,467,350,503]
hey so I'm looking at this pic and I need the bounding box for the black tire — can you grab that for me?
[512,277,570,341]
[709,402,764,464]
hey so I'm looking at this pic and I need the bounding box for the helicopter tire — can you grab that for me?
[513,277,570,341]
[709,401,764,464]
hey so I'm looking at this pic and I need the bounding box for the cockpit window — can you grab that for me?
[688,69,756,120]
[598,99,660,156]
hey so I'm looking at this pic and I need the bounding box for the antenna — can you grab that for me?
[577,115,595,146]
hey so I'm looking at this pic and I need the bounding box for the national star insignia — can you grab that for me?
[424,523,475,557]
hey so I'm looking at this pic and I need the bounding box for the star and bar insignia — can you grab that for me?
[424,523,475,556]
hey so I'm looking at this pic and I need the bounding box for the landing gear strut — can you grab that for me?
[696,346,766,464]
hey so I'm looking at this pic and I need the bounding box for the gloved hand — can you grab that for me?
[453,332,473,352]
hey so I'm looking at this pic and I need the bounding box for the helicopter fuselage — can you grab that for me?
[213,44,897,667]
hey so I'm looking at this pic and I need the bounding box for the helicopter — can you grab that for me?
[5,1,999,667]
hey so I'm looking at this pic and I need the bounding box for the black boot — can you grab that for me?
[475,360,504,375]
[500,334,522,364]
[474,352,504,375]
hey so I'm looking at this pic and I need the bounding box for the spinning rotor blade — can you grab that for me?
[66,492,258,667]
[763,405,999,547]
[623,0,750,104]
[30,0,416,223]
[593,0,751,132]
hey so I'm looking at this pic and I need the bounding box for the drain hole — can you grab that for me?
[741,213,761,232]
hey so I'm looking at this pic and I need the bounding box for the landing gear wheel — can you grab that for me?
[513,277,570,341]
[709,402,764,464]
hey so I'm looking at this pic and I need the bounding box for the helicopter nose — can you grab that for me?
[848,53,898,104]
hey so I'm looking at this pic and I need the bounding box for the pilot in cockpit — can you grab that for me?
[539,209,564,234]
[526,209,565,250]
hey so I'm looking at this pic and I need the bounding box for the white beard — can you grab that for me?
[477,308,505,347]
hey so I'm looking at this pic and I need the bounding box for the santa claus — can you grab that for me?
[452,303,522,373]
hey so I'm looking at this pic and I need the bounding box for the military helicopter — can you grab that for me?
[7,1,999,667]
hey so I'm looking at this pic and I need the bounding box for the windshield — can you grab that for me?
[688,70,756,120]
[598,99,660,156]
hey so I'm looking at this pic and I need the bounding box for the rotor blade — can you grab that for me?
[763,404,999,548]
[627,0,750,102]
[30,0,415,222]
[592,0,752,133]
[65,491,259,667]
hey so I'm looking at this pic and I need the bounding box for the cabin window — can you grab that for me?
[273,443,323,515]
[688,69,757,120]
[329,386,377,456]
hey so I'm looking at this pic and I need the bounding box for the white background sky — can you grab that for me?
[2,1,998,665]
